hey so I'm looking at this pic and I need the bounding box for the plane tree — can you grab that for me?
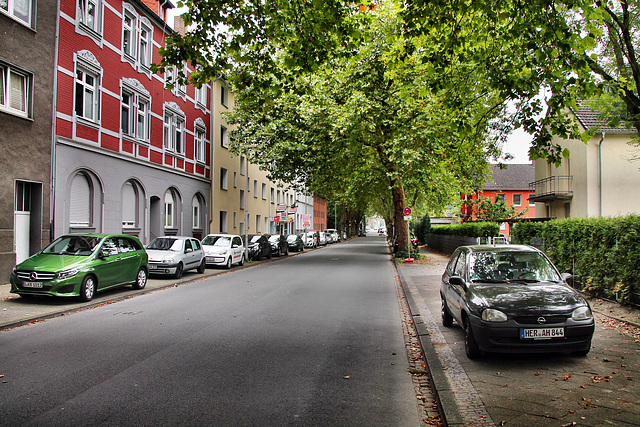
[223,4,506,249]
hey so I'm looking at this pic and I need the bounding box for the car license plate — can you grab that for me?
[23,281,43,288]
[148,264,157,270]
[520,327,565,339]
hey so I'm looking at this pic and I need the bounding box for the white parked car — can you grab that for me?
[202,234,245,269]
[324,228,340,243]
[303,232,318,248]
[146,236,205,279]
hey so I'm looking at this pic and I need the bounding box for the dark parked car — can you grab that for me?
[287,234,305,252]
[441,245,595,359]
[393,234,418,252]
[245,234,272,261]
[267,234,289,257]
[10,234,148,302]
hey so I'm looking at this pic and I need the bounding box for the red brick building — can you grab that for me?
[52,0,211,242]
[461,163,536,236]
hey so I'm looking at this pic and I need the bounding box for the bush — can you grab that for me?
[414,215,431,244]
[514,216,640,302]
[430,221,500,238]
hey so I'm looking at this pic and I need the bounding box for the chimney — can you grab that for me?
[174,15,186,36]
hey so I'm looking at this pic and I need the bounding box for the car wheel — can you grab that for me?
[267,250,272,259]
[464,319,482,359]
[239,254,245,266]
[132,267,147,290]
[441,298,453,327]
[197,259,206,274]
[225,257,232,269]
[255,252,262,261]
[174,263,184,279]
[79,275,96,302]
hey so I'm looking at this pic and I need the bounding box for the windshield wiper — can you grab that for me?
[507,279,540,284]
[471,278,509,283]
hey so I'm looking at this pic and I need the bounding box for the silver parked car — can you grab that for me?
[146,236,205,278]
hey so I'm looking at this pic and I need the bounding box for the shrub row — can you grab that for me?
[430,221,500,238]
[512,216,640,302]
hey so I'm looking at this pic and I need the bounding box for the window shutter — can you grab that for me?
[122,182,136,227]
[70,174,91,226]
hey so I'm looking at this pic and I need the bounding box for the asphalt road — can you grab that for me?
[0,237,422,426]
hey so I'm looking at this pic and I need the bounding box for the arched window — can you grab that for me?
[70,173,91,226]
[122,181,137,228]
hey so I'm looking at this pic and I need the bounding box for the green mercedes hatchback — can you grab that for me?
[10,234,148,302]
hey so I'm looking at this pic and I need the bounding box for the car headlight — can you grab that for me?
[481,308,508,322]
[58,268,80,280]
[572,306,593,320]
[162,257,176,264]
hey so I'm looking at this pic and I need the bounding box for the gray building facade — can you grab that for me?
[1,0,58,282]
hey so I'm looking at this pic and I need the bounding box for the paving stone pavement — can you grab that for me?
[396,247,640,427]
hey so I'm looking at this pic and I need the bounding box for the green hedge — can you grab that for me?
[430,221,500,238]
[512,216,640,302]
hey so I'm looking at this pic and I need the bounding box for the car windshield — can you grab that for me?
[268,236,279,242]
[42,235,102,256]
[249,235,261,243]
[147,238,183,252]
[469,251,561,283]
[202,235,231,247]
[306,233,314,237]
[287,235,297,242]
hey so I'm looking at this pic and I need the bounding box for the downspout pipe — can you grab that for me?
[598,132,606,217]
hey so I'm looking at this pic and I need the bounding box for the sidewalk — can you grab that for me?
[396,246,640,426]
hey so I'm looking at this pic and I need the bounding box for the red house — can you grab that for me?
[53,0,211,242]
[461,163,536,237]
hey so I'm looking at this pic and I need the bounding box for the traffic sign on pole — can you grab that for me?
[403,207,411,216]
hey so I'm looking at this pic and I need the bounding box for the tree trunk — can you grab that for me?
[391,180,409,253]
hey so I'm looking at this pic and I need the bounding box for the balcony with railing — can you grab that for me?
[529,176,573,202]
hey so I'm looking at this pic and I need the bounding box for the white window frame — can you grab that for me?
[138,22,152,69]
[240,156,246,175]
[220,83,228,107]
[0,62,31,118]
[513,194,522,207]
[122,9,137,60]
[121,79,150,142]
[74,66,100,122]
[163,103,186,155]
[195,84,207,108]
[192,197,201,229]
[164,191,174,228]
[253,180,258,198]
[195,125,206,163]
[220,125,228,148]
[1,0,34,27]
[122,181,138,228]
[240,189,245,210]
[69,173,92,227]
[220,167,228,190]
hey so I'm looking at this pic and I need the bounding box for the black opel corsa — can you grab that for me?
[441,245,595,359]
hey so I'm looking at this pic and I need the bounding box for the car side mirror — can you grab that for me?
[232,244,238,248]
[561,272,572,284]
[449,276,468,291]
[98,249,109,260]
[185,248,193,253]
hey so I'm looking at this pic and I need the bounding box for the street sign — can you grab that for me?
[403,207,412,215]
[404,215,412,221]
[274,216,280,222]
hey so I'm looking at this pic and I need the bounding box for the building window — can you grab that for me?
[513,194,522,207]
[163,107,185,154]
[233,212,237,228]
[270,187,274,203]
[70,173,92,227]
[256,215,262,233]
[77,0,101,33]
[220,125,228,148]
[75,66,100,122]
[1,0,33,26]
[240,156,246,175]
[262,183,267,200]
[220,211,228,233]
[233,171,237,188]
[122,11,136,59]
[164,191,174,228]
[195,84,206,107]
[192,197,201,229]
[139,23,152,68]
[496,193,505,202]
[240,189,245,210]
[0,62,31,118]
[221,83,228,106]
[120,79,150,142]
[195,126,206,163]
[122,181,138,228]
[253,180,258,198]
[220,167,228,190]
